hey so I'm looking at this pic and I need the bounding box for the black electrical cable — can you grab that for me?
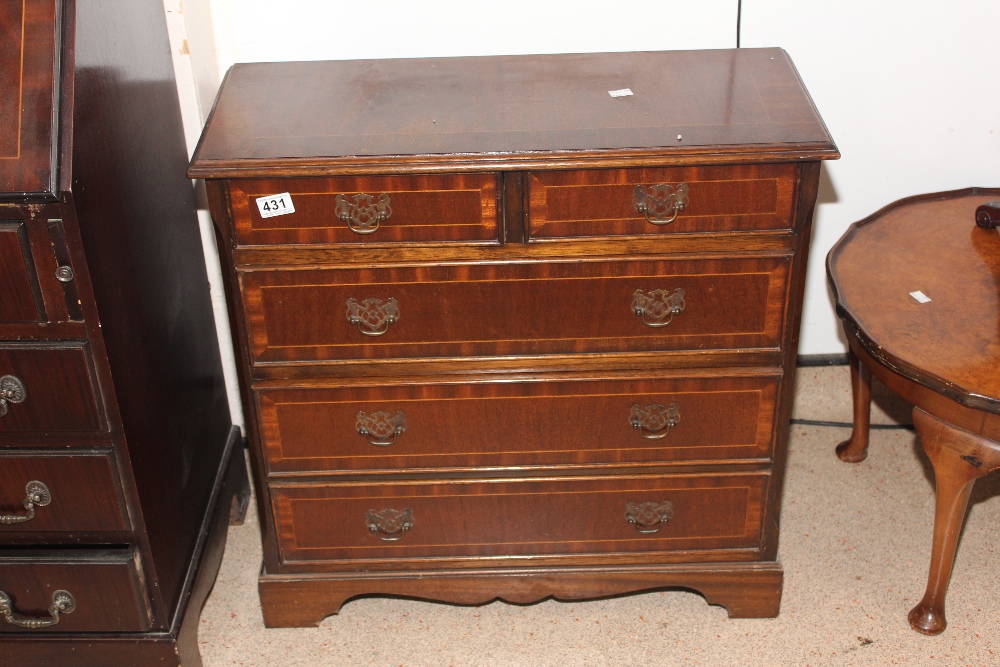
[790,418,914,431]
[736,0,742,48]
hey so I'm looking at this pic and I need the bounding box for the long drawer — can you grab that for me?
[526,164,799,240]
[0,452,128,537]
[0,548,150,633]
[271,473,768,567]
[241,255,790,364]
[257,372,780,474]
[227,173,500,246]
[0,344,104,435]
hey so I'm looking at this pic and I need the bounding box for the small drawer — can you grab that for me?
[241,255,790,364]
[227,174,500,246]
[0,344,104,435]
[0,548,150,633]
[526,164,798,239]
[0,220,44,323]
[0,452,128,538]
[257,372,780,474]
[271,473,768,566]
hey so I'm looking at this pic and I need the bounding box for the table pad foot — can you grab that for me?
[908,600,947,635]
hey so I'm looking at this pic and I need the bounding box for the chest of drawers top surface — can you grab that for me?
[189,48,837,177]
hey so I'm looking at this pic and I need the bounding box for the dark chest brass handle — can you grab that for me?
[336,193,392,235]
[630,403,680,440]
[0,375,26,418]
[0,589,75,629]
[0,481,51,525]
[632,183,689,225]
[625,500,674,534]
[356,410,407,447]
[346,297,400,336]
[366,508,414,541]
[632,288,685,328]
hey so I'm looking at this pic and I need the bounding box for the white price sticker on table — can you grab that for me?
[256,193,295,218]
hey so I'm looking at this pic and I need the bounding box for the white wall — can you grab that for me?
[169,0,1000,374]
[742,0,1000,354]
[207,0,739,65]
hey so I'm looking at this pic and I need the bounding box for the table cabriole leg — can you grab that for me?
[837,344,872,463]
[908,407,1000,635]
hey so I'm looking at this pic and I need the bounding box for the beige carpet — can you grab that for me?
[197,366,1000,666]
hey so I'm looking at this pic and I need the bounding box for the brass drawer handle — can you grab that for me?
[629,403,680,440]
[0,375,26,417]
[336,193,392,235]
[632,183,689,225]
[0,589,75,629]
[346,297,400,336]
[631,288,685,327]
[0,481,51,525]
[356,410,407,447]
[366,508,414,541]
[625,500,674,534]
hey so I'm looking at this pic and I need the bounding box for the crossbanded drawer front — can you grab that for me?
[526,164,798,239]
[257,373,780,474]
[0,453,128,536]
[241,256,789,364]
[0,221,45,323]
[227,174,500,246]
[271,473,768,565]
[0,344,104,435]
[0,548,150,633]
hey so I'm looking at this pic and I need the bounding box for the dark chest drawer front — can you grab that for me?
[0,221,44,322]
[527,164,798,240]
[258,373,780,474]
[228,174,500,246]
[272,473,768,566]
[0,345,104,435]
[0,549,150,633]
[242,256,790,364]
[0,0,59,198]
[0,453,128,537]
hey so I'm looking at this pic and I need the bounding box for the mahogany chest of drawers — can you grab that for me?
[190,48,838,627]
[1,2,247,664]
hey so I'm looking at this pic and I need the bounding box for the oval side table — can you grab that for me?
[827,188,1000,635]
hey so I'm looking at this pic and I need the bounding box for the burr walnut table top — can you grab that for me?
[827,188,1000,414]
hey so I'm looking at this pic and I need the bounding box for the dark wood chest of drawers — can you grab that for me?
[1,2,247,664]
[190,48,838,627]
